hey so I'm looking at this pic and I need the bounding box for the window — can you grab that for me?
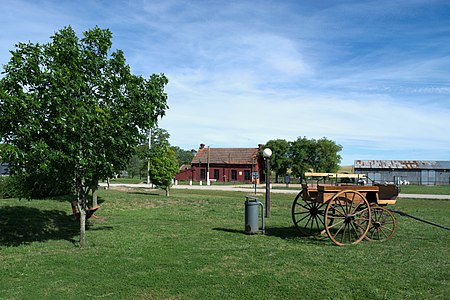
[231,170,237,181]
[214,169,219,180]
[244,170,251,181]
[200,169,206,180]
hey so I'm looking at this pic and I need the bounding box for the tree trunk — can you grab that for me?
[77,202,87,247]
[92,189,98,207]
[165,187,169,197]
[92,181,98,207]
[77,187,89,247]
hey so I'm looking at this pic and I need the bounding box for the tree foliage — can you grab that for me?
[126,154,144,179]
[148,128,179,196]
[125,143,193,179]
[264,137,342,180]
[172,146,196,166]
[0,26,168,245]
[264,139,290,182]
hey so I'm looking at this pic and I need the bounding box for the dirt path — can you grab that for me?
[99,183,450,199]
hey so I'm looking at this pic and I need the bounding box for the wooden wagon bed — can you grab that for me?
[292,182,399,246]
[301,184,397,205]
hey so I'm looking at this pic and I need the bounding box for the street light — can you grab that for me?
[147,128,152,185]
[262,148,272,218]
[207,146,211,186]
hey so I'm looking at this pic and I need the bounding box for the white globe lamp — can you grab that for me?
[263,148,272,158]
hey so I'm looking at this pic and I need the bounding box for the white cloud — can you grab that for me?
[2,0,450,165]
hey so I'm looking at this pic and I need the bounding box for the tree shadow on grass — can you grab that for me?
[265,226,330,244]
[27,194,107,207]
[0,206,102,247]
[128,191,162,196]
[213,226,329,245]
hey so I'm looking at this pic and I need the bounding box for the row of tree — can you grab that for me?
[140,128,194,196]
[264,137,342,182]
[125,129,195,181]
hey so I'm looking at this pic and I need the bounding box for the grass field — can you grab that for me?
[399,184,450,195]
[0,188,449,299]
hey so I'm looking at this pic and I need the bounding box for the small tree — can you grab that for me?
[149,146,179,196]
[148,128,179,196]
[0,26,168,246]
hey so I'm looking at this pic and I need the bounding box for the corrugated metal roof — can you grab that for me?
[192,148,259,165]
[354,160,450,170]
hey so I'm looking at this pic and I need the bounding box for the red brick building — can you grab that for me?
[176,144,265,183]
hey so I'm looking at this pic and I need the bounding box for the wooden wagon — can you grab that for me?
[291,173,399,246]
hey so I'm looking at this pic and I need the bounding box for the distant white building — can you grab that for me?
[354,160,450,185]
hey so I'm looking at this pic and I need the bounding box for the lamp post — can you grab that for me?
[207,146,210,186]
[263,148,272,218]
[147,128,152,185]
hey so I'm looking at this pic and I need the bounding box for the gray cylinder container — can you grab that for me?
[244,196,265,234]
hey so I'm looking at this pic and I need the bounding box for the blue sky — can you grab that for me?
[1,0,449,165]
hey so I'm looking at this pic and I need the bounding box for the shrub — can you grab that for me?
[0,175,73,199]
[0,176,21,199]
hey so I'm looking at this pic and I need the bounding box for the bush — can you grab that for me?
[0,176,21,199]
[0,175,73,199]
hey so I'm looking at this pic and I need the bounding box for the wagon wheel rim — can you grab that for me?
[291,190,326,236]
[364,204,397,242]
[324,190,371,246]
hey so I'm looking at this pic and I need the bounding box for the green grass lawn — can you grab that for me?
[0,189,449,299]
[399,184,450,195]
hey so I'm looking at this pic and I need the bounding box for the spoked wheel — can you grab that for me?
[291,191,326,236]
[324,190,371,246]
[364,204,397,242]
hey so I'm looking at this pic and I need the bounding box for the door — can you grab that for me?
[421,170,435,185]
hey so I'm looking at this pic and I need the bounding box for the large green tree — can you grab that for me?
[309,137,342,173]
[264,139,291,182]
[290,137,342,178]
[289,137,315,178]
[265,137,342,180]
[0,26,168,246]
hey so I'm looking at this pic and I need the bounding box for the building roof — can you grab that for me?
[192,148,259,165]
[354,160,450,170]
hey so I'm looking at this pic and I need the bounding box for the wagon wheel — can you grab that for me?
[291,191,326,236]
[364,204,397,242]
[324,190,371,246]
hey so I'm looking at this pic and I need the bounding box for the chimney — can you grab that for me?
[199,144,205,149]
